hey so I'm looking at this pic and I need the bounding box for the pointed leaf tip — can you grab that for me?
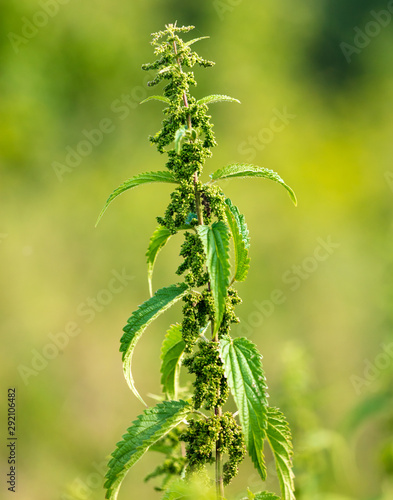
[96,171,178,226]
[120,283,188,403]
[197,94,241,106]
[105,400,191,500]
[210,164,297,206]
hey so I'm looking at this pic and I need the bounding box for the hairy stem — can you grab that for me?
[194,172,204,226]
[215,406,224,499]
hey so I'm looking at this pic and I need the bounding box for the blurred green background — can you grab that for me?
[1,1,393,499]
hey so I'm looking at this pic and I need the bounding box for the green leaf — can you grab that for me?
[266,407,295,500]
[197,94,240,106]
[174,126,187,154]
[105,400,190,500]
[219,336,268,480]
[121,283,188,405]
[160,324,186,400]
[146,226,173,297]
[224,198,250,282]
[247,490,280,500]
[146,224,195,297]
[254,493,280,500]
[197,222,231,335]
[210,164,297,206]
[140,95,170,104]
[184,36,210,47]
[96,171,178,226]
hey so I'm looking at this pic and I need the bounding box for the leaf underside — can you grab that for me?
[219,336,269,480]
[146,226,173,296]
[105,400,190,500]
[224,198,250,282]
[140,95,170,104]
[197,221,231,335]
[197,94,241,105]
[160,323,185,400]
[184,36,210,47]
[121,283,188,405]
[266,407,295,500]
[254,492,280,500]
[146,224,195,297]
[210,164,297,206]
[96,171,178,225]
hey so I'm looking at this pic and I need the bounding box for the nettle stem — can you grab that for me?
[173,37,223,499]
[215,406,224,499]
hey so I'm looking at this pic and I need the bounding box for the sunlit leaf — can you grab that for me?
[224,198,250,282]
[266,407,295,500]
[140,95,171,104]
[219,336,268,480]
[184,36,210,47]
[105,400,190,500]
[197,94,240,106]
[197,222,231,334]
[210,164,297,206]
[96,171,178,225]
[121,283,188,405]
[160,324,185,400]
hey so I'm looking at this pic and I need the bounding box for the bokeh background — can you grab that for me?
[1,1,393,499]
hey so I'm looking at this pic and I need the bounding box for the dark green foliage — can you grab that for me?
[183,341,229,410]
[181,291,213,352]
[157,181,196,233]
[182,413,246,486]
[177,232,209,287]
[104,400,191,499]
[219,337,269,480]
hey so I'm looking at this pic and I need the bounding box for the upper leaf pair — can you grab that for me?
[95,163,296,228]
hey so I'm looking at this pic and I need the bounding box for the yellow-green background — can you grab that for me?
[1,1,393,499]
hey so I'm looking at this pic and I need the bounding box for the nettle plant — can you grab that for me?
[97,24,297,500]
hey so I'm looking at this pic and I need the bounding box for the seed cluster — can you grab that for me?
[182,413,246,485]
[183,341,229,410]
[143,23,246,488]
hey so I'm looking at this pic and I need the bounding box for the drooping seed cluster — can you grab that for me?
[182,413,246,485]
